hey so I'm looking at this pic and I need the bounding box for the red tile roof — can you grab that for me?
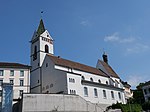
[0,62,30,69]
[47,54,108,77]
[98,60,120,78]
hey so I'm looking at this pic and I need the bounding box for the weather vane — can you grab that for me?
[40,11,44,18]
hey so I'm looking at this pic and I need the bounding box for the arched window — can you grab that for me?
[106,81,109,85]
[118,92,121,100]
[84,87,88,96]
[94,88,98,97]
[98,79,101,83]
[103,90,107,98]
[45,45,49,53]
[70,90,72,94]
[90,78,93,82]
[74,90,76,94]
[33,46,37,61]
[111,91,114,99]
[81,76,85,80]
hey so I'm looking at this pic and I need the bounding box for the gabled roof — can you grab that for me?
[121,81,131,88]
[0,62,30,69]
[37,19,45,36]
[97,60,120,78]
[47,54,108,77]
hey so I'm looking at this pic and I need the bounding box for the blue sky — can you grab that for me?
[1,0,150,88]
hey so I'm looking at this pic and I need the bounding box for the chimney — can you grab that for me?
[102,52,108,64]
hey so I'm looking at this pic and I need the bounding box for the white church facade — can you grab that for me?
[30,19,126,105]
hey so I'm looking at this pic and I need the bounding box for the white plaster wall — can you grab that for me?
[80,83,125,104]
[0,68,30,103]
[39,30,54,67]
[30,68,41,93]
[50,65,126,104]
[41,56,67,94]
[55,65,68,72]
[73,69,109,85]
[67,73,82,95]
[31,30,54,69]
[65,69,125,104]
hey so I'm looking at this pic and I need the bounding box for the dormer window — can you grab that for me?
[98,79,101,83]
[81,76,85,80]
[90,78,93,82]
[106,81,109,85]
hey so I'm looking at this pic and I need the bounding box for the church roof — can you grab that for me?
[47,54,108,77]
[37,19,45,36]
[0,62,30,69]
[97,60,120,78]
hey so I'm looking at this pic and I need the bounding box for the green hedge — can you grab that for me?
[110,103,142,112]
[142,101,150,111]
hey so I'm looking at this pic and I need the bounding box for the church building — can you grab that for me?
[30,19,126,105]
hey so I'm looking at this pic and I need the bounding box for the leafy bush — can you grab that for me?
[142,101,150,111]
[108,102,142,112]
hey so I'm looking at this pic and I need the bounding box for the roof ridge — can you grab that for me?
[47,54,98,69]
[97,60,120,78]
[47,54,108,77]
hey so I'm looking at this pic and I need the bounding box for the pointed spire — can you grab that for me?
[37,19,45,36]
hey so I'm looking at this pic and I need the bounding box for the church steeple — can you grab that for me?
[37,19,45,36]
[30,19,54,93]
[31,19,54,67]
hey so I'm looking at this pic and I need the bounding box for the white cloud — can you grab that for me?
[104,32,150,54]
[104,32,119,42]
[80,20,90,26]
[126,43,150,54]
[127,74,150,89]
[104,32,135,43]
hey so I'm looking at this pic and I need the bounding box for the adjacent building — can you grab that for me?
[0,62,30,104]
[141,81,150,102]
[121,81,133,103]
[30,19,126,105]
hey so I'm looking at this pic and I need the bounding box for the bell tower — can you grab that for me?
[30,19,54,93]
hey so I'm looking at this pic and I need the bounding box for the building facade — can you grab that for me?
[0,62,30,104]
[142,81,150,102]
[30,19,126,105]
[121,81,133,103]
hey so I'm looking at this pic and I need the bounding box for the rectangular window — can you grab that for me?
[20,80,24,86]
[118,92,121,100]
[103,90,107,98]
[70,90,76,94]
[10,79,14,84]
[84,87,88,96]
[94,88,98,97]
[19,90,23,96]
[0,90,2,96]
[10,70,14,76]
[20,70,24,77]
[69,78,75,83]
[0,70,4,76]
[111,91,115,99]
[0,80,3,85]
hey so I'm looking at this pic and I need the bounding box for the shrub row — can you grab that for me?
[109,103,142,112]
